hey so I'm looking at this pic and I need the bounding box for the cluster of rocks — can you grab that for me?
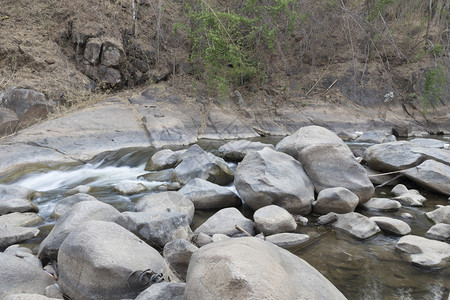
[1,125,449,299]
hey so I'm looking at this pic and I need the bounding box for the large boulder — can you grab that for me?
[194,207,255,237]
[331,212,380,239]
[218,140,274,161]
[178,178,241,209]
[163,239,198,281]
[145,149,186,171]
[172,152,234,186]
[403,160,450,196]
[234,147,314,214]
[275,125,346,158]
[253,205,297,235]
[0,184,37,215]
[134,192,194,224]
[38,201,121,260]
[184,237,347,299]
[312,187,359,214]
[116,211,192,248]
[51,193,98,218]
[0,253,55,298]
[58,221,170,300]
[298,143,374,203]
[395,235,450,269]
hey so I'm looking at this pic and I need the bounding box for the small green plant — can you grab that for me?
[421,64,447,113]
[368,0,397,21]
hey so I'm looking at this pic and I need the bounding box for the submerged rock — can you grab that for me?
[184,237,347,300]
[194,207,254,237]
[369,216,411,236]
[234,147,314,214]
[395,235,450,269]
[218,140,274,161]
[426,206,450,224]
[0,252,55,299]
[114,181,146,195]
[391,184,426,206]
[331,212,380,239]
[58,221,170,300]
[403,160,450,196]
[253,205,297,235]
[178,178,241,209]
[361,197,401,211]
[425,223,450,241]
[313,187,359,214]
[264,233,310,249]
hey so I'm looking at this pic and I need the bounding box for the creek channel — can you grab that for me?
[3,137,449,300]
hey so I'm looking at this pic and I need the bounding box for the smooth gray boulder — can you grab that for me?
[361,198,401,211]
[192,232,213,247]
[172,152,234,186]
[331,212,380,239]
[140,169,173,182]
[403,160,450,196]
[253,205,297,235]
[0,252,55,299]
[58,221,170,300]
[38,201,121,260]
[145,149,186,171]
[184,237,347,300]
[425,223,450,241]
[178,178,241,209]
[369,216,411,235]
[4,245,42,268]
[116,211,192,248]
[356,130,394,144]
[275,125,346,158]
[135,282,185,300]
[316,212,338,225]
[0,226,39,249]
[395,235,450,269]
[51,193,98,218]
[163,239,198,281]
[363,141,424,172]
[264,233,310,249]
[114,181,146,195]
[426,206,450,224]
[0,212,43,227]
[299,143,374,203]
[391,184,426,206]
[234,147,314,214]
[194,207,255,237]
[313,187,359,214]
[0,184,37,215]
[135,192,194,224]
[218,140,274,161]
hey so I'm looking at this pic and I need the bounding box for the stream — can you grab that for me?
[2,137,449,300]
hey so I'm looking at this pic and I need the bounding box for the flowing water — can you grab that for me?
[2,137,449,300]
